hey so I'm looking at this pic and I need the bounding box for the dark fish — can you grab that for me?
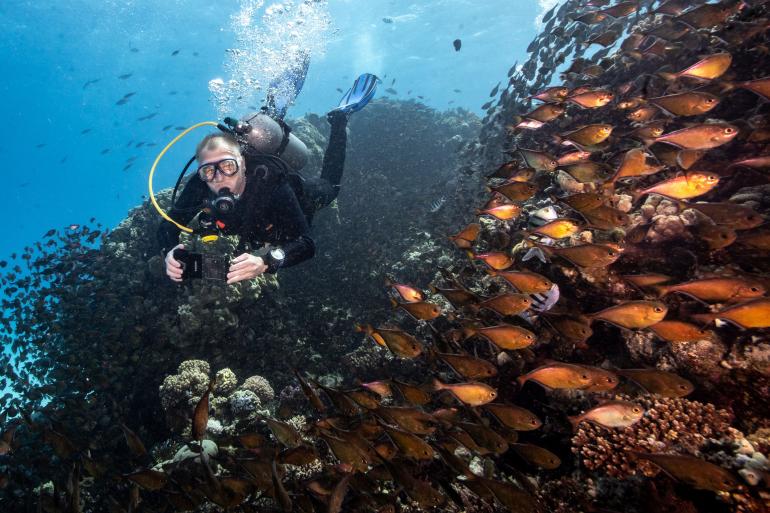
[391,78,396,86]
[80,128,92,134]
[82,79,100,89]
[336,87,343,93]
[168,90,177,95]
[382,17,393,24]
[100,149,110,155]
[171,49,180,56]
[117,73,132,79]
[35,143,46,149]
[162,125,173,131]
[453,38,462,51]
[192,52,199,57]
[385,88,398,95]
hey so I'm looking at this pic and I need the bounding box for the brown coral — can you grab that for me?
[571,394,735,478]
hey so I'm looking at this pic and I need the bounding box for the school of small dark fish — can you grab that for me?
[2,0,770,512]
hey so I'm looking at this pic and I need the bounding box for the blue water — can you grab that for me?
[0,0,549,262]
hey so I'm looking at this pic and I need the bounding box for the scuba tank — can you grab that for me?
[232,112,309,173]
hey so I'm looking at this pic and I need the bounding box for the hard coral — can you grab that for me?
[572,394,735,478]
[240,375,275,403]
[214,368,238,395]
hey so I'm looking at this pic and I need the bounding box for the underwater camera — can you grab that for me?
[173,248,228,281]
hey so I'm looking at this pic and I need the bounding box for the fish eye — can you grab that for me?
[750,287,759,292]
[633,407,641,413]
[654,307,664,312]
[706,98,716,104]
[608,250,617,256]
[581,374,589,379]
[724,127,735,134]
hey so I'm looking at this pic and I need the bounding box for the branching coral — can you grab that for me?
[572,394,735,478]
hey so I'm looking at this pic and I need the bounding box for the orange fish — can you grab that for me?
[617,368,694,397]
[355,324,424,357]
[535,242,623,268]
[692,298,770,329]
[632,453,740,492]
[469,251,513,271]
[482,403,542,431]
[524,103,566,122]
[529,86,569,102]
[517,362,594,390]
[560,124,613,146]
[543,314,593,343]
[527,218,583,239]
[588,300,667,329]
[568,400,644,430]
[623,273,672,289]
[562,161,611,183]
[659,52,732,81]
[677,2,742,29]
[557,150,592,166]
[638,171,719,200]
[510,443,561,469]
[653,123,738,149]
[648,320,712,343]
[599,0,638,18]
[462,323,537,350]
[610,148,664,183]
[477,203,521,220]
[389,299,441,321]
[655,277,765,303]
[429,284,478,308]
[518,148,558,171]
[474,293,532,316]
[736,76,770,101]
[566,90,614,108]
[682,202,764,230]
[385,278,424,303]
[578,204,629,230]
[448,223,480,249]
[737,229,770,250]
[560,192,606,211]
[488,181,537,202]
[489,270,553,294]
[192,377,215,441]
[649,91,720,117]
[696,222,737,250]
[432,379,497,406]
[433,350,498,379]
[626,105,658,122]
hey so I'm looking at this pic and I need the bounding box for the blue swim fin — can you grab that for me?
[333,73,380,114]
[265,52,310,120]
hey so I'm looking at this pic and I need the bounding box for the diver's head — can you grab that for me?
[196,133,247,196]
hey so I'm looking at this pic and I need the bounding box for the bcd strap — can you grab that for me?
[275,118,292,157]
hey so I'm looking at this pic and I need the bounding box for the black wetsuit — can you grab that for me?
[157,113,348,272]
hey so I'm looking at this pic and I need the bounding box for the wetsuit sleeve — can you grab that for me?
[266,181,315,271]
[319,111,348,188]
[156,175,208,255]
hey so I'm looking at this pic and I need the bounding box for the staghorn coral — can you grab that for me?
[572,394,735,478]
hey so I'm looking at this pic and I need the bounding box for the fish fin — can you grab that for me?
[515,375,527,388]
[567,415,581,431]
[389,298,398,309]
[431,378,444,392]
[653,285,670,297]
[657,72,676,81]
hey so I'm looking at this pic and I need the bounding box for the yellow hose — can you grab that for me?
[148,121,220,233]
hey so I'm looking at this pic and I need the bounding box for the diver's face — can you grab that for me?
[198,147,246,196]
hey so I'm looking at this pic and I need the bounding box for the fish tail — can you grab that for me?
[690,313,715,327]
[653,285,670,297]
[567,415,582,431]
[428,284,438,294]
[431,378,444,392]
[657,72,676,81]
[389,298,399,309]
[516,375,528,388]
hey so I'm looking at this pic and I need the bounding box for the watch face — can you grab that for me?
[270,248,286,260]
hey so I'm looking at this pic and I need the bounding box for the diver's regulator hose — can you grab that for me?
[147,121,221,233]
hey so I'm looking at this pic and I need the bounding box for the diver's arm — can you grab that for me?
[156,175,209,255]
[265,181,316,272]
[319,111,348,189]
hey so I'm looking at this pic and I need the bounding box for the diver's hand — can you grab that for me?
[165,244,185,283]
[227,253,268,284]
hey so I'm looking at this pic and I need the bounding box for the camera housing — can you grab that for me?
[173,249,228,281]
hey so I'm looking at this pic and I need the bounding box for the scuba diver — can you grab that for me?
[156,72,379,284]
